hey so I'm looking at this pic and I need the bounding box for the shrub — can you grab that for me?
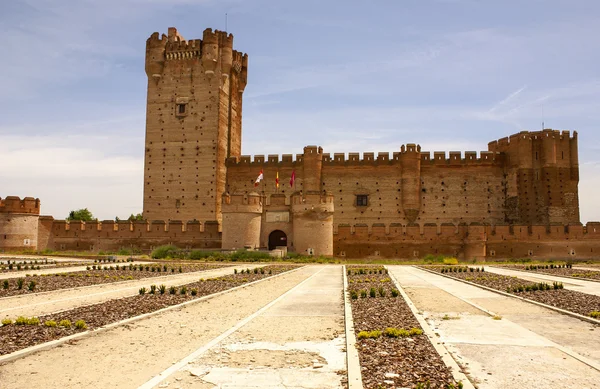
[151,245,183,259]
[28,281,36,292]
[350,290,358,300]
[409,328,423,336]
[139,287,147,295]
[74,320,87,330]
[191,289,198,296]
[44,320,58,327]
[2,318,13,325]
[253,268,258,274]
[443,257,458,265]
[391,289,399,297]
[158,284,166,295]
[357,330,382,340]
[260,268,265,274]
[17,278,24,290]
[234,269,238,274]
[150,285,157,294]
[169,286,176,295]
[15,316,28,325]
[59,320,72,328]
[269,269,272,275]
[590,311,600,319]
[179,267,183,273]
[180,286,187,295]
[2,280,8,289]
[378,287,386,297]
[360,290,368,298]
[383,328,410,338]
[369,288,376,298]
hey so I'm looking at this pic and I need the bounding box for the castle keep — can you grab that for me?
[1,27,599,260]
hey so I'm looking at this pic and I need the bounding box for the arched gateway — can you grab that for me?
[268,230,287,250]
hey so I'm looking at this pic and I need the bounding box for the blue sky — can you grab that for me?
[1,0,599,222]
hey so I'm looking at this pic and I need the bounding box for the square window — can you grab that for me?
[356,195,368,207]
[177,104,186,114]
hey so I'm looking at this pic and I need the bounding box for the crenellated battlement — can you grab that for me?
[225,146,505,168]
[51,219,219,234]
[420,150,504,166]
[488,129,577,151]
[0,196,41,215]
[145,27,247,78]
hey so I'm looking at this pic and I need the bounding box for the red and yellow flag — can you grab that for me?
[276,171,280,189]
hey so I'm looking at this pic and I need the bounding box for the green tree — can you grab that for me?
[67,208,95,221]
[128,213,144,221]
[115,213,144,222]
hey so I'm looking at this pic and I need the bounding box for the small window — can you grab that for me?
[356,195,368,207]
[177,104,186,114]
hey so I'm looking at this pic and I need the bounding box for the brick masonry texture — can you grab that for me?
[0,27,597,259]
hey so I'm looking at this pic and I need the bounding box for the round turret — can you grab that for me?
[291,192,334,256]
[221,192,263,250]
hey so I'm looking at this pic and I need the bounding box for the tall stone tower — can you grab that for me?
[143,27,248,223]
[488,130,579,224]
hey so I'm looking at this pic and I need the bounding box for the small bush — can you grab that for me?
[590,311,600,319]
[59,319,72,328]
[180,286,187,295]
[169,286,176,295]
[383,327,409,338]
[360,290,368,298]
[357,330,382,340]
[151,245,183,259]
[2,280,9,289]
[17,278,24,290]
[159,284,166,294]
[2,318,13,325]
[350,290,358,300]
[74,320,87,330]
[234,269,238,274]
[150,285,157,294]
[378,287,386,297]
[391,289,399,297]
[191,289,198,296]
[369,288,376,298]
[139,287,147,295]
[28,281,36,292]
[443,257,458,265]
[44,320,58,327]
[254,268,258,274]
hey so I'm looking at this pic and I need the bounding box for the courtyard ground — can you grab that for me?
[1,262,599,388]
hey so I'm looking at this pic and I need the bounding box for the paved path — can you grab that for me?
[0,266,342,389]
[143,265,346,389]
[486,266,600,297]
[0,264,248,319]
[389,266,600,388]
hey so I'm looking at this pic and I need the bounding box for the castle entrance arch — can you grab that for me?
[268,230,287,250]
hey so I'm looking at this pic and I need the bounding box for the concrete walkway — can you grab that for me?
[0,266,321,389]
[389,266,600,388]
[142,265,346,389]
[486,266,600,297]
[0,264,247,319]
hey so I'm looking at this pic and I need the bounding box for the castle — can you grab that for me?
[2,27,600,260]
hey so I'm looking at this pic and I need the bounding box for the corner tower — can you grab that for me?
[488,130,580,224]
[143,27,248,223]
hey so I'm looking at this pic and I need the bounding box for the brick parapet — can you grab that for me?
[0,196,41,215]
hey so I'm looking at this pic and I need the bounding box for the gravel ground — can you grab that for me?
[0,265,298,356]
[0,263,228,297]
[498,264,600,281]
[423,266,600,318]
[347,266,457,389]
